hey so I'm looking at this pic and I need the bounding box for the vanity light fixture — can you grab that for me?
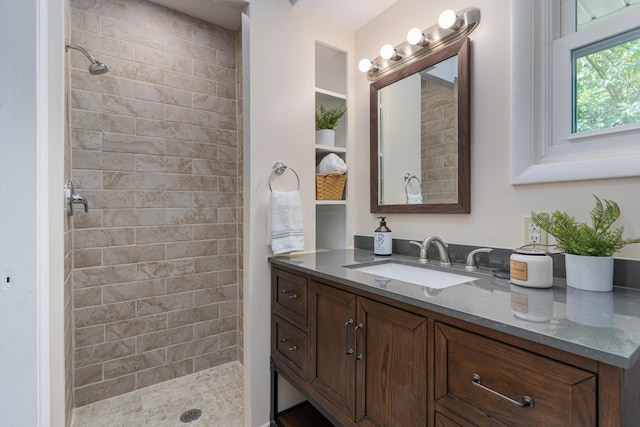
[438,9,462,30]
[359,8,480,81]
[406,28,429,47]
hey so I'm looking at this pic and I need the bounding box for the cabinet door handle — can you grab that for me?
[354,322,364,361]
[280,290,298,300]
[471,374,534,408]
[279,338,298,352]
[344,319,354,355]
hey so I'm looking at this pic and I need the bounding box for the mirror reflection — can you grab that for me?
[370,38,470,214]
[378,55,458,205]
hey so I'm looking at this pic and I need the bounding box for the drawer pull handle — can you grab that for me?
[471,374,534,408]
[345,319,354,356]
[279,338,298,352]
[280,290,298,300]
[354,323,364,361]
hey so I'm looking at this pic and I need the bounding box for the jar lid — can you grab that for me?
[513,247,548,256]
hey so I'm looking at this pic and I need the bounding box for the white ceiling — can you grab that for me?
[148,0,399,31]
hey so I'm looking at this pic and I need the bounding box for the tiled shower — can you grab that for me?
[64,0,243,419]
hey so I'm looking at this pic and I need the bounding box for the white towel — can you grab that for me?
[407,193,423,204]
[318,153,347,175]
[267,190,305,255]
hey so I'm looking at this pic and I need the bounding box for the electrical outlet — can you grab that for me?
[523,216,548,246]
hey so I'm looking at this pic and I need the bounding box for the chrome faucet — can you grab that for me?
[409,236,451,267]
[465,247,494,271]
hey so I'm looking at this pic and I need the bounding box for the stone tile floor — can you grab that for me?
[71,361,244,427]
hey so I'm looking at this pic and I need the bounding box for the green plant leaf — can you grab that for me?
[315,104,346,130]
[531,195,640,256]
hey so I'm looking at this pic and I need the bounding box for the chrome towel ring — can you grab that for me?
[269,162,300,192]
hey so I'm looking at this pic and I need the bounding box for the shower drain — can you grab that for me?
[180,409,203,423]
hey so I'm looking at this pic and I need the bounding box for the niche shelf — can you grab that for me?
[315,42,348,250]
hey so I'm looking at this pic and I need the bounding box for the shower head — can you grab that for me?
[65,41,109,75]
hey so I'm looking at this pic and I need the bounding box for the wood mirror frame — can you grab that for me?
[370,37,470,214]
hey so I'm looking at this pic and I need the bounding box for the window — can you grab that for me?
[512,1,640,184]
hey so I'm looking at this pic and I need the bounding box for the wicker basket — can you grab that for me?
[316,173,346,200]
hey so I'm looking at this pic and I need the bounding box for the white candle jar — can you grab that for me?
[510,247,553,288]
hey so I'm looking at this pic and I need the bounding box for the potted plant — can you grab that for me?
[532,195,640,292]
[315,104,346,146]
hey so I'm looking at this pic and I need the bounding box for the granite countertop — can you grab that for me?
[269,249,640,369]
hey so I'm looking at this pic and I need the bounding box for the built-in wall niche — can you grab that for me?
[315,42,348,250]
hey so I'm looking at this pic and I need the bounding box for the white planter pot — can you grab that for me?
[564,254,614,292]
[316,129,335,146]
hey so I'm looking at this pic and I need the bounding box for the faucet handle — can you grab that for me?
[410,241,428,263]
[465,248,494,271]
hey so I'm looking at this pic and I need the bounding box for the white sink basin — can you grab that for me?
[351,262,477,289]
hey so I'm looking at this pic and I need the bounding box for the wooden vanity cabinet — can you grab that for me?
[271,264,639,427]
[272,266,428,427]
[434,322,596,426]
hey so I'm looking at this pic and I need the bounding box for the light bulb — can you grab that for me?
[406,28,428,46]
[438,9,461,30]
[380,44,396,60]
[406,28,424,45]
[358,58,373,73]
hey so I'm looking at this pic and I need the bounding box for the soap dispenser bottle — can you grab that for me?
[374,216,392,256]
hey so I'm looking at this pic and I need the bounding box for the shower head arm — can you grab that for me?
[65,42,98,65]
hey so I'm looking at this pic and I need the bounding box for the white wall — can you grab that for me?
[354,0,640,259]
[0,0,65,425]
[244,1,354,425]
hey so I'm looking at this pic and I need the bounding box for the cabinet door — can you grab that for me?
[355,297,428,427]
[309,280,357,420]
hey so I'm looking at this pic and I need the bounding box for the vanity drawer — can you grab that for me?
[435,322,596,427]
[273,315,308,381]
[273,268,308,328]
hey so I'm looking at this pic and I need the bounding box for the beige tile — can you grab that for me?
[72,170,103,189]
[194,255,236,274]
[135,154,193,174]
[74,374,136,407]
[136,359,193,389]
[134,82,192,107]
[193,284,236,306]
[103,208,165,227]
[74,228,135,249]
[71,89,102,112]
[75,325,105,348]
[103,243,165,265]
[165,105,217,128]
[103,171,165,190]
[75,301,136,328]
[137,325,193,353]
[193,61,235,85]
[74,264,138,288]
[193,94,236,114]
[165,208,217,225]
[136,259,195,280]
[74,286,103,308]
[192,224,236,240]
[74,248,103,269]
[137,292,193,316]
[73,149,136,171]
[193,347,237,372]
[193,316,236,340]
[167,303,220,328]
[192,159,237,177]
[105,313,167,342]
[102,94,164,120]
[166,175,217,191]
[136,118,210,142]
[71,129,102,150]
[165,272,217,294]
[192,193,237,208]
[166,240,217,260]
[135,225,193,244]
[80,190,136,209]
[103,348,166,380]
[74,363,103,388]
[135,191,193,208]
[103,279,166,304]
[167,335,219,363]
[165,140,217,160]
[101,17,164,50]
[74,337,136,368]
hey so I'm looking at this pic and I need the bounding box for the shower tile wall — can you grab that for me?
[235,28,244,363]
[69,0,241,407]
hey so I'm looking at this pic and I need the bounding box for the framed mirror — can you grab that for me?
[370,38,470,213]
